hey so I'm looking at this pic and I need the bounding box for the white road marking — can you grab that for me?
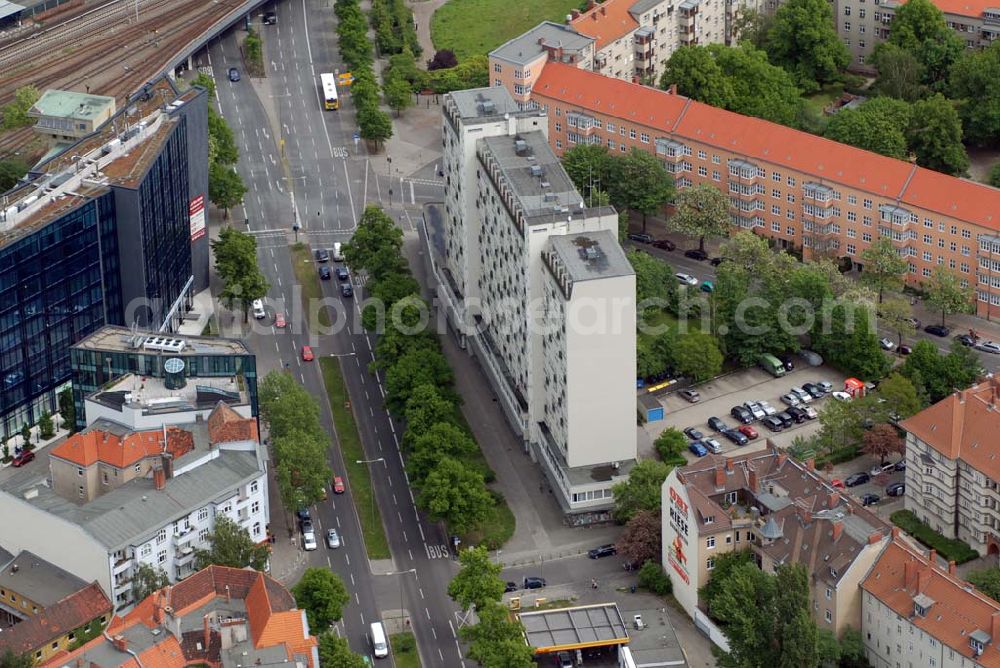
[419,588,425,600]
[431,626,437,639]
[448,620,457,638]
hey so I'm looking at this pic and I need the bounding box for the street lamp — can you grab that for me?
[378,568,417,628]
[356,458,385,530]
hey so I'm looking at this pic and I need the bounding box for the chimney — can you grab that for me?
[587,0,596,7]
[601,5,607,15]
[904,560,917,586]
[992,612,1000,645]
[868,532,881,545]
[153,467,166,491]
[225,584,231,603]
[832,520,843,542]
[800,508,812,524]
[748,468,759,493]
[112,635,128,653]
[777,451,787,467]
[668,83,678,95]
[715,465,725,488]
[160,453,173,479]
[806,458,815,471]
[725,458,733,473]
[570,9,580,19]
[203,614,211,650]
[891,526,900,539]
[948,560,956,575]
[917,567,931,594]
[592,12,598,20]
[928,549,937,566]
[153,599,165,625]
[828,491,840,508]
[76,658,83,668]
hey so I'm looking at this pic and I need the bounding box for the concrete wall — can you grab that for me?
[172,87,210,294]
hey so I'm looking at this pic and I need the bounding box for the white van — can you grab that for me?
[370,621,388,658]
[333,242,344,262]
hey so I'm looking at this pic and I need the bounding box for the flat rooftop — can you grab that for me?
[89,373,246,415]
[73,326,251,357]
[0,1,25,21]
[621,606,688,667]
[101,119,177,189]
[546,231,633,282]
[490,20,594,65]
[29,89,116,121]
[0,550,88,608]
[447,87,525,123]
[519,603,629,652]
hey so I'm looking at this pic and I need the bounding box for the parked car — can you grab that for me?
[879,337,896,351]
[845,472,871,487]
[228,67,241,82]
[651,239,676,251]
[335,267,350,281]
[326,529,341,549]
[319,265,332,280]
[688,442,709,457]
[869,462,896,476]
[341,283,354,298]
[785,406,808,423]
[524,577,546,589]
[831,391,852,402]
[802,382,825,399]
[675,272,698,286]
[11,450,34,467]
[744,401,765,420]
[898,345,912,355]
[802,406,819,420]
[700,281,714,293]
[761,416,784,432]
[333,476,345,494]
[777,354,795,372]
[703,437,723,454]
[710,257,726,266]
[588,544,617,559]
[301,519,314,534]
[738,425,758,439]
[302,531,317,551]
[977,340,1000,354]
[301,345,314,361]
[556,651,574,668]
[722,429,749,446]
[894,459,907,472]
[886,482,906,497]
[861,493,881,506]
[707,416,728,432]
[683,427,705,441]
[262,10,277,24]
[315,248,330,262]
[730,405,754,424]
[817,380,834,393]
[274,312,286,328]
[504,581,519,593]
[252,298,266,320]
[775,411,794,428]
[831,479,845,489]
[955,333,977,346]
[798,349,824,366]
[296,508,311,521]
[628,233,654,244]
[680,389,700,402]
[758,400,778,416]
[790,387,814,403]
[684,248,708,261]
[780,393,801,408]
[905,317,921,329]
[924,324,950,337]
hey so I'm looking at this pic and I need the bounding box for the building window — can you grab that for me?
[825,609,833,623]
[847,211,857,222]
[77,467,84,476]
[698,166,707,176]
[844,5,851,14]
[134,463,141,473]
[712,155,720,164]
[493,63,501,73]
[772,172,781,182]
[844,21,851,30]
[156,528,167,545]
[607,122,615,132]
[847,244,856,255]
[863,232,872,242]
[629,128,636,139]
[102,472,108,485]
[157,550,166,564]
[863,198,872,209]
[826,587,832,600]
[554,123,561,132]
[78,485,84,498]
[707,558,715,570]
[707,536,716,549]
[859,7,866,16]
[640,133,650,143]
[253,522,262,537]
[712,170,720,181]
[198,507,209,521]
[141,544,152,557]
[251,501,260,514]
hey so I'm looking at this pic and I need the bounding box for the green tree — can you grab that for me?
[660,46,735,107]
[192,71,217,99]
[448,545,505,610]
[344,205,404,273]
[132,563,170,602]
[608,148,675,232]
[616,509,661,566]
[824,98,911,159]
[611,458,671,522]
[403,384,457,442]
[58,387,75,432]
[212,226,269,319]
[813,301,890,380]
[37,410,54,440]
[764,0,848,92]
[990,163,1000,188]
[637,560,672,595]
[839,627,868,668]
[463,601,534,668]
[406,422,478,484]
[1,85,40,130]
[877,372,924,418]
[699,550,754,616]
[860,237,909,302]
[899,340,980,403]
[292,568,351,629]
[0,649,35,668]
[244,29,262,69]
[417,457,493,532]
[878,297,916,347]
[258,370,321,439]
[358,105,394,150]
[195,516,270,571]
[713,44,802,126]
[886,0,964,87]
[907,94,969,175]
[209,164,248,218]
[385,346,454,414]
[628,249,678,310]
[384,76,414,116]
[653,427,688,466]
[561,144,617,206]
[668,182,731,252]
[730,7,773,48]
[19,422,31,449]
[966,568,1000,602]
[925,265,974,326]
[317,632,368,668]
[674,331,723,382]
[208,110,239,165]
[871,43,926,101]
[0,158,28,193]
[273,428,332,508]
[949,41,1000,146]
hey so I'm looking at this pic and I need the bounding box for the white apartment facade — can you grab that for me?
[429,86,636,514]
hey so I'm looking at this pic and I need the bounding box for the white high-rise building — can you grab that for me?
[427,86,637,515]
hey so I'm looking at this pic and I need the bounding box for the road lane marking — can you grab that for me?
[448,620,456,638]
[350,573,355,585]
[418,524,425,541]
[419,588,425,600]
[431,626,436,639]
[392,493,397,505]
[402,530,407,542]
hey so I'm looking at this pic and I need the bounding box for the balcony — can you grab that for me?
[566,111,597,136]
[729,182,762,201]
[877,227,915,249]
[878,203,912,229]
[655,138,688,162]
[802,182,835,206]
[112,556,134,575]
[173,527,197,547]
[727,158,759,183]
[175,546,197,566]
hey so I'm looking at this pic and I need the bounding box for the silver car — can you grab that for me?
[758,400,778,416]
[790,387,814,404]
[703,437,723,454]
[326,528,341,549]
[743,401,765,420]
[780,393,801,407]
[976,340,1000,354]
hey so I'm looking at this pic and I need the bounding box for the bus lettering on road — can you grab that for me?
[425,544,450,559]
[332,147,348,159]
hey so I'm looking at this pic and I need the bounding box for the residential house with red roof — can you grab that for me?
[861,537,1000,667]
[0,581,111,664]
[900,377,1000,555]
[488,56,1000,317]
[39,565,318,668]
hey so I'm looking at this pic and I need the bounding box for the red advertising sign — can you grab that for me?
[189,195,206,241]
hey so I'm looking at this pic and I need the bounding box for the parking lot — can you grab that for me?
[640,362,851,459]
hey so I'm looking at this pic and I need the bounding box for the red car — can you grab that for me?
[737,425,758,440]
[301,345,314,361]
[831,479,845,490]
[274,312,286,328]
[11,451,34,467]
[332,476,345,494]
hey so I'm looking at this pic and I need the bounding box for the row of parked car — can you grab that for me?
[831,460,907,506]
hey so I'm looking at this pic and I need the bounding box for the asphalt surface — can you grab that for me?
[206,1,463,664]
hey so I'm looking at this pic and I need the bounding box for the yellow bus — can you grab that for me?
[320,73,339,110]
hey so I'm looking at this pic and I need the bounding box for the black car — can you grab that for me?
[775,411,794,428]
[894,459,907,472]
[523,577,546,589]
[335,267,350,281]
[504,581,518,593]
[861,493,880,506]
[588,544,617,559]
[300,518,314,533]
[924,324,950,337]
[683,427,704,441]
[341,283,354,298]
[628,233,654,244]
[319,265,331,280]
[707,416,728,432]
[684,248,709,261]
[777,354,795,372]
[262,10,277,24]
[730,405,753,424]
[761,416,784,432]
[785,406,808,423]
[315,248,330,262]
[228,67,240,82]
[709,257,726,266]
[898,345,912,355]
[886,482,905,497]
[845,472,871,487]
[722,429,748,446]
[296,508,311,521]
[802,382,825,399]
[651,239,676,251]
[955,333,977,346]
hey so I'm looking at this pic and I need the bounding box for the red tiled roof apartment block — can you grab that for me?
[41,566,318,668]
[900,377,1000,555]
[0,582,111,664]
[662,443,891,636]
[861,537,1000,666]
[490,57,1000,317]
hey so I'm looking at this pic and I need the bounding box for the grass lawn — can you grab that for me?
[289,243,333,329]
[319,358,392,560]
[391,632,420,668]
[801,83,844,132]
[890,509,978,564]
[430,0,582,60]
[460,490,515,550]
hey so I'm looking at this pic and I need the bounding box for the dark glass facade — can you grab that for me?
[0,192,121,436]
